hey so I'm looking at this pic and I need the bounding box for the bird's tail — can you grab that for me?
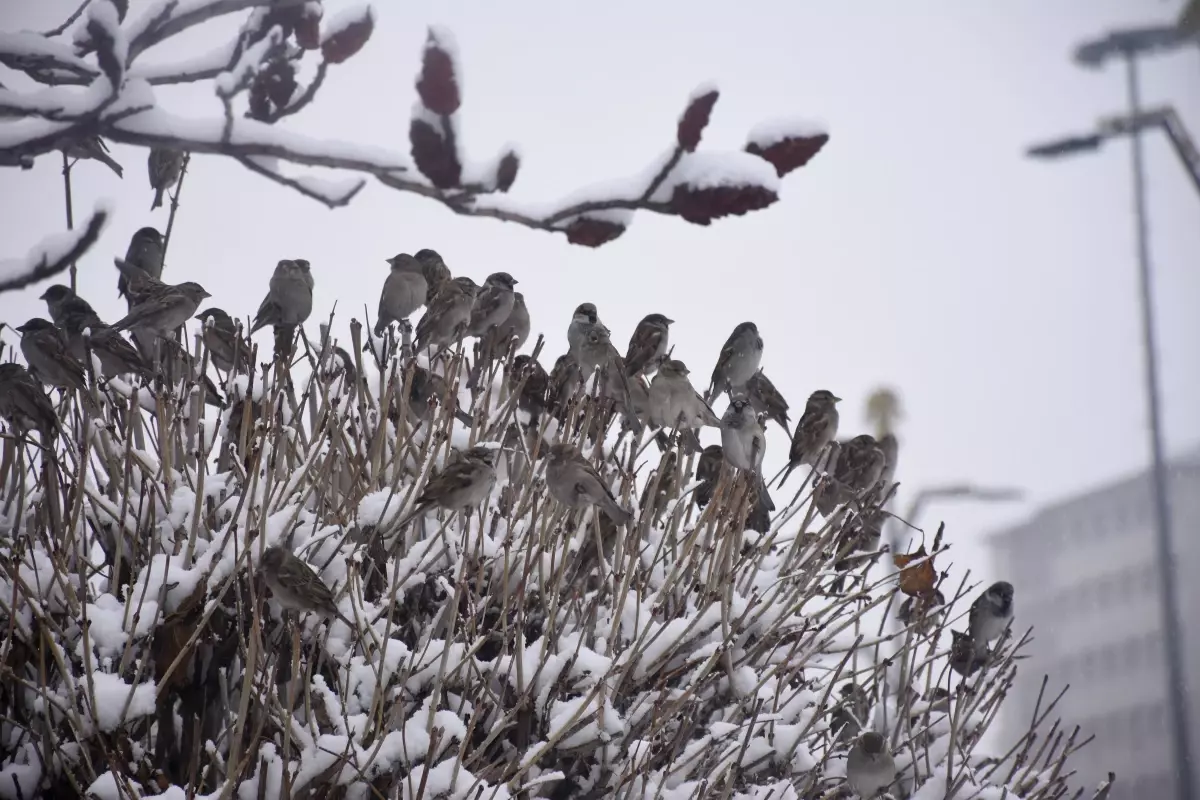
[152,186,165,210]
[97,151,124,178]
[601,492,634,526]
[773,460,798,489]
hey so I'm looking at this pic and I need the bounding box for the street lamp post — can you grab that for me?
[887,484,1024,556]
[1026,22,1198,800]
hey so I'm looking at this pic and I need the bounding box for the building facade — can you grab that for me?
[987,449,1200,799]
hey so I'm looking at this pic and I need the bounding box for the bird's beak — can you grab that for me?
[511,278,520,285]
[666,318,675,325]
[833,396,843,403]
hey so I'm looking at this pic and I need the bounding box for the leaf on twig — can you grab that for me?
[669,183,778,226]
[893,544,937,597]
[409,117,461,189]
[321,4,374,65]
[745,126,829,177]
[677,87,719,153]
[493,149,519,192]
[416,27,461,115]
[564,217,626,248]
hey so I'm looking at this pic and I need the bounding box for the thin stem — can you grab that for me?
[61,152,76,290]
[161,153,191,268]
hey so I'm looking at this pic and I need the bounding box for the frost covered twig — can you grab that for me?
[0,0,828,253]
[0,204,108,292]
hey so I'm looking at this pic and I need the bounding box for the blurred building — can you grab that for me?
[988,447,1200,799]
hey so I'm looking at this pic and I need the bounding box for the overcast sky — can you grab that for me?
[2,0,1198,690]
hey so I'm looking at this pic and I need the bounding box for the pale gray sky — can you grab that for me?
[2,2,1198,626]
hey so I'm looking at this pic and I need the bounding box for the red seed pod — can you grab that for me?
[669,183,778,225]
[494,150,519,192]
[295,4,322,50]
[321,6,374,65]
[416,30,461,115]
[564,217,626,248]
[677,89,719,153]
[410,119,462,189]
[745,133,829,177]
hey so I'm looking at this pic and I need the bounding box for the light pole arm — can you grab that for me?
[1161,109,1200,200]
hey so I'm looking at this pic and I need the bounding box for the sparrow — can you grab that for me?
[0,363,59,437]
[375,253,429,335]
[388,364,471,429]
[251,259,314,334]
[194,308,251,373]
[115,227,165,302]
[721,396,776,515]
[950,629,988,677]
[567,303,608,358]
[148,148,185,210]
[15,319,87,391]
[415,279,473,351]
[59,307,152,380]
[63,135,123,178]
[452,275,480,300]
[778,390,841,488]
[509,354,549,425]
[40,284,96,326]
[836,434,888,496]
[545,442,633,525]
[845,732,896,799]
[639,450,678,525]
[575,324,636,427]
[400,445,499,525]
[648,359,719,451]
[624,313,673,376]
[898,590,946,636]
[708,321,762,398]
[694,443,724,509]
[259,545,352,626]
[968,581,1014,647]
[877,433,899,493]
[414,248,451,303]
[111,282,211,339]
[486,291,530,355]
[466,272,519,337]
[828,683,871,744]
[743,370,790,433]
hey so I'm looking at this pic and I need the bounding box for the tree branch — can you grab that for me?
[0,207,108,294]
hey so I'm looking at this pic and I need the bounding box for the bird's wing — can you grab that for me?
[624,325,663,374]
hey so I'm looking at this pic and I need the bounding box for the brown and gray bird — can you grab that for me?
[743,370,790,433]
[567,302,607,357]
[414,248,451,303]
[415,279,473,351]
[845,731,896,798]
[466,272,519,337]
[0,363,59,437]
[545,442,633,525]
[40,284,96,326]
[624,313,673,376]
[15,318,87,392]
[63,135,122,178]
[509,354,549,425]
[648,359,718,451]
[708,321,763,398]
[547,353,582,421]
[836,434,888,496]
[148,148,184,210]
[950,629,988,677]
[828,683,871,744]
[259,546,352,626]
[968,581,1014,647]
[111,281,211,339]
[452,275,480,300]
[640,450,678,525]
[399,444,499,526]
[694,443,724,509]
[252,259,314,333]
[721,395,775,513]
[778,389,841,488]
[116,226,165,302]
[487,291,530,355]
[195,308,251,373]
[375,253,429,335]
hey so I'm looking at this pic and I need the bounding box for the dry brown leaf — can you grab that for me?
[893,545,938,597]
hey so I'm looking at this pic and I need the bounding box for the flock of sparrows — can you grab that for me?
[0,220,1017,798]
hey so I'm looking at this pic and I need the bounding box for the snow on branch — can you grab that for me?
[0,1,829,243]
[0,203,109,293]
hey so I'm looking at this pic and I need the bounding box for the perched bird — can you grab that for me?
[414,248,451,302]
[400,445,499,525]
[721,395,775,513]
[252,259,314,333]
[575,324,637,428]
[640,450,678,524]
[415,279,473,351]
[624,313,673,376]
[63,135,123,178]
[509,354,549,425]
[648,359,719,451]
[375,253,429,335]
[837,434,888,496]
[194,308,251,373]
[567,303,607,358]
[778,390,841,488]
[968,581,1014,646]
[545,442,633,525]
[694,444,724,509]
[389,364,471,429]
[845,732,896,799]
[111,282,211,339]
[0,363,59,437]
[451,275,480,300]
[148,148,185,210]
[487,291,530,355]
[466,272,519,337]
[743,370,790,432]
[41,286,153,380]
[259,546,352,627]
[40,284,96,326]
[547,353,582,420]
[116,226,165,301]
[15,318,87,391]
[708,322,763,398]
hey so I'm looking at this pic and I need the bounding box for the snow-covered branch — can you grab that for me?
[0,1,829,243]
[0,203,109,292]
